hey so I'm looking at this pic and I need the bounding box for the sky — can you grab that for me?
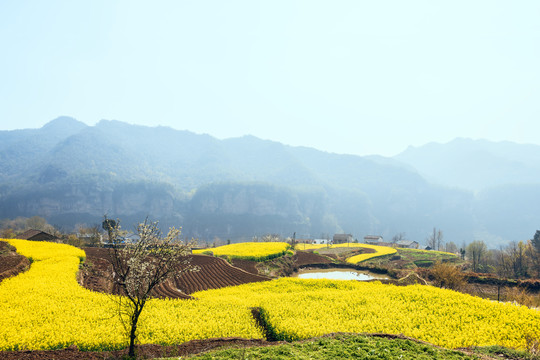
[1,1,539,157]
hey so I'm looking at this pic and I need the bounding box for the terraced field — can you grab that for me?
[193,242,290,261]
[82,248,270,299]
[294,243,397,263]
[293,250,334,266]
[2,240,539,359]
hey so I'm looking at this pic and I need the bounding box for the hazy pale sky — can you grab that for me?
[1,1,539,156]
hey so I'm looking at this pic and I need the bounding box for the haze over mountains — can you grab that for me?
[396,138,540,191]
[1,117,538,247]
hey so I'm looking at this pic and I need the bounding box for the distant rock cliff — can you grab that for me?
[1,118,539,245]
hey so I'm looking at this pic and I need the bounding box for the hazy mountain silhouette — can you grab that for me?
[395,138,540,191]
[0,118,536,246]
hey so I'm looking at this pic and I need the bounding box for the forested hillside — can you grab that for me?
[0,117,537,246]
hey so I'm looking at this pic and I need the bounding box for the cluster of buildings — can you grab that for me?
[16,229,420,250]
[297,234,420,249]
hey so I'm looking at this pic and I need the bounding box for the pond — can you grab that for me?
[293,268,389,281]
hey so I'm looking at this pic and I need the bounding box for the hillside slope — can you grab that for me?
[0,119,537,245]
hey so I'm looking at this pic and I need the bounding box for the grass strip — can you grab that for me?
[176,334,483,360]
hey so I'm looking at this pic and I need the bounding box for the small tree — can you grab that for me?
[533,230,540,253]
[467,240,487,272]
[102,218,117,244]
[104,216,197,358]
[76,224,102,247]
[391,232,406,244]
[427,228,443,250]
[445,241,458,254]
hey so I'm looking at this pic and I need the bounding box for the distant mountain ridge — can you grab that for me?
[395,137,540,191]
[394,138,540,244]
[0,118,538,246]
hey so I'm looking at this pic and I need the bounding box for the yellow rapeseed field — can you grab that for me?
[193,278,540,349]
[1,239,538,352]
[193,241,290,261]
[343,243,397,263]
[294,242,397,263]
[0,240,262,351]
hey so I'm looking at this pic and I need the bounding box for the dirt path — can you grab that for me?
[0,338,275,360]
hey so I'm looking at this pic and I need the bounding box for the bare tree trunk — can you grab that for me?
[128,304,143,358]
[128,323,137,358]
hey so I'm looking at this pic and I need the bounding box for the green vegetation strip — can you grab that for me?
[470,345,540,360]
[174,334,482,360]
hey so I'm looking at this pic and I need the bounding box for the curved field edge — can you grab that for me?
[176,333,520,360]
[294,243,397,263]
[193,278,540,350]
[81,248,270,299]
[1,240,538,352]
[193,242,291,261]
[0,239,263,351]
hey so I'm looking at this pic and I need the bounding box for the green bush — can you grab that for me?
[414,260,434,268]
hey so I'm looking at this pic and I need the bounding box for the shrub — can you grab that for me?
[430,261,465,291]
[503,287,540,308]
[414,260,434,268]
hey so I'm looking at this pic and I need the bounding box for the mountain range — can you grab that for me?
[1,116,538,247]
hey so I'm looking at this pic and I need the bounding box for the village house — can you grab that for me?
[16,229,58,242]
[396,240,419,249]
[333,233,353,244]
[363,235,384,245]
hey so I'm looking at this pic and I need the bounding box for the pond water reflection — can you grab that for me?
[294,268,388,281]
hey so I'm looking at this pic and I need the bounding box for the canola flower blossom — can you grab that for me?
[193,241,290,261]
[0,239,262,351]
[343,243,397,263]
[8,239,87,262]
[294,242,397,263]
[193,278,540,350]
[1,239,538,352]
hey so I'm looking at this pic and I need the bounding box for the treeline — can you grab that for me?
[464,234,540,279]
[401,228,539,280]
[0,216,102,248]
[0,216,59,238]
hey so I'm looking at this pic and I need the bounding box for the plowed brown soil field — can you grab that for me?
[294,250,334,266]
[0,241,30,283]
[81,248,271,299]
[230,258,259,274]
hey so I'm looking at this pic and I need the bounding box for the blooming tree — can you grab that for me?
[103,216,197,358]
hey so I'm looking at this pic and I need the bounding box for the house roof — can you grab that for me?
[364,235,383,240]
[17,229,43,239]
[396,240,418,246]
[17,229,56,241]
